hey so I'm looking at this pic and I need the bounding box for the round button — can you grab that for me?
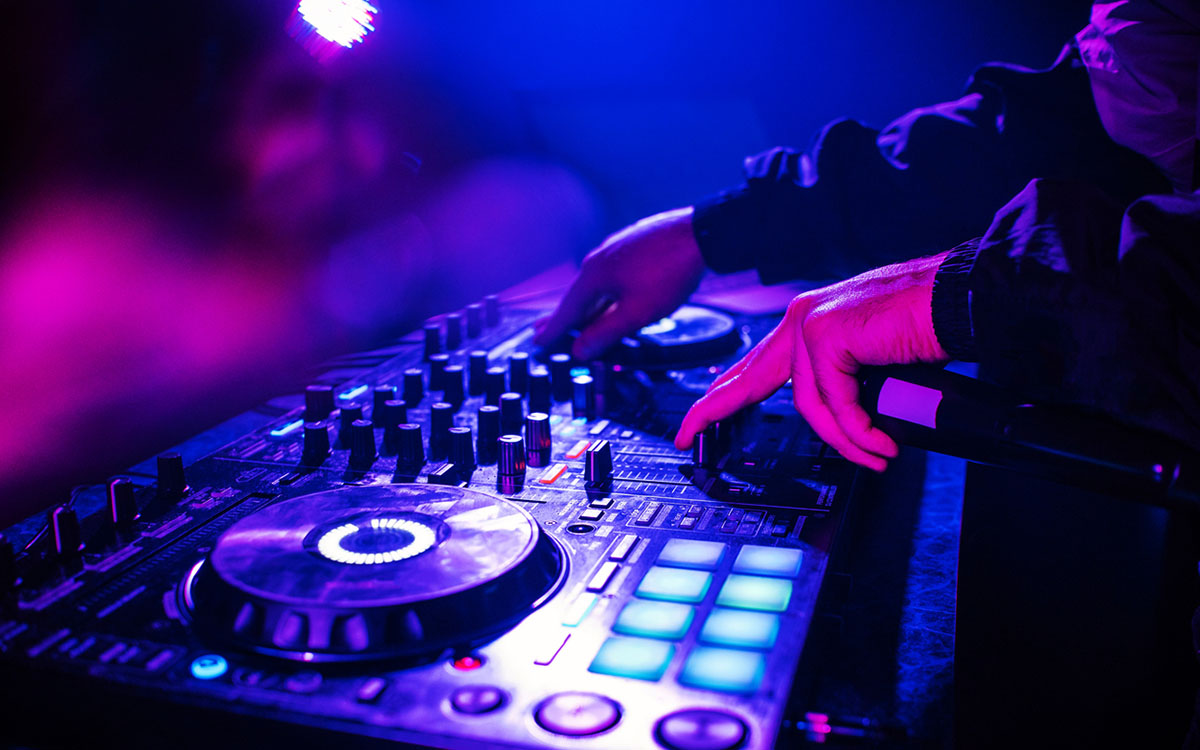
[655,709,748,750]
[189,654,228,680]
[534,692,621,737]
[450,684,506,715]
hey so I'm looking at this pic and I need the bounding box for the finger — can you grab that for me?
[809,352,899,460]
[533,269,604,346]
[571,302,647,360]
[789,343,889,472]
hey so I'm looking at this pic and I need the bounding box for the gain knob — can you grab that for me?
[51,505,83,558]
[442,365,465,408]
[338,403,364,448]
[449,427,476,472]
[525,413,552,468]
[402,368,424,405]
[477,405,501,464]
[428,353,450,392]
[302,422,331,465]
[550,353,573,402]
[585,439,614,486]
[445,312,464,350]
[430,402,454,460]
[529,367,552,414]
[423,321,442,359]
[485,366,507,406]
[372,385,397,418]
[466,303,484,338]
[108,477,139,528]
[509,352,530,395]
[500,392,524,435]
[468,351,489,395]
[497,435,526,494]
[305,384,335,421]
[157,453,187,498]
[572,375,596,421]
[349,419,376,469]
[395,424,425,471]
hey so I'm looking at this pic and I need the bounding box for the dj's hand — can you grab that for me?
[533,207,706,360]
[675,254,951,472]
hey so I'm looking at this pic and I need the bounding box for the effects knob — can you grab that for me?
[497,435,526,494]
[395,424,425,471]
[302,422,331,465]
[349,420,376,469]
[423,321,442,360]
[445,312,464,350]
[430,402,454,460]
[157,453,187,497]
[466,303,484,338]
[525,413,552,468]
[509,352,530,395]
[468,351,489,395]
[304,384,335,421]
[484,294,501,327]
[372,386,397,418]
[449,427,476,471]
[500,392,524,435]
[338,403,364,448]
[108,477,139,527]
[585,440,613,486]
[529,367,552,414]
[550,353,573,402]
[477,405,501,464]
[428,353,450,392]
[442,365,465,408]
[51,505,83,558]
[572,375,596,421]
[402,368,425,405]
[485,366,507,406]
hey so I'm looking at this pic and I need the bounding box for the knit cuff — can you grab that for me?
[931,239,981,361]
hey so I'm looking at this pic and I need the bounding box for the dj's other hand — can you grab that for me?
[675,254,951,472]
[533,207,706,360]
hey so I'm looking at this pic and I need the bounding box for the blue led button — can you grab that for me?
[679,647,766,694]
[732,545,804,577]
[716,574,792,612]
[699,609,780,650]
[657,539,727,570]
[189,654,228,680]
[589,636,675,681]
[635,567,712,604]
[613,601,694,640]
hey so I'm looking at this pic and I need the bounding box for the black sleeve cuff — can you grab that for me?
[931,239,981,361]
[691,187,761,275]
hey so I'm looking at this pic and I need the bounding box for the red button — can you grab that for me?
[452,655,485,671]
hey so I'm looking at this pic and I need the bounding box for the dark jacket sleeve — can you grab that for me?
[692,46,1170,285]
[930,178,1200,449]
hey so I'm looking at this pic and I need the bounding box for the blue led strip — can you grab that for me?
[269,419,305,437]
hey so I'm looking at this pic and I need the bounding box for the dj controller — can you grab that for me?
[0,293,861,750]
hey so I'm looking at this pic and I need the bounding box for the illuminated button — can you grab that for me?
[699,610,780,650]
[657,539,726,570]
[452,654,485,671]
[589,636,675,681]
[451,684,506,715]
[655,709,749,750]
[284,671,323,693]
[609,534,638,561]
[579,508,604,522]
[636,567,711,603]
[589,497,614,509]
[538,463,568,484]
[589,419,611,436]
[565,440,591,459]
[356,677,388,703]
[189,654,228,680]
[613,601,694,640]
[678,647,765,694]
[679,516,698,530]
[716,575,792,612]
[635,502,662,526]
[586,561,619,592]
[535,692,621,737]
[562,593,598,627]
[732,545,803,577]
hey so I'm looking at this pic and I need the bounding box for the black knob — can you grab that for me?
[108,477,139,527]
[484,295,500,327]
[157,453,187,497]
[377,399,408,429]
[338,403,364,448]
[428,353,450,392]
[305,384,335,421]
[550,353,573,402]
[372,386,397,418]
[500,392,524,435]
[693,422,729,468]
[445,312,464,350]
[349,419,376,469]
[498,434,526,480]
[468,351,489,395]
[402,368,424,405]
[572,375,596,420]
[585,439,614,486]
[477,405,501,464]
[430,402,454,460]
[423,321,441,359]
[395,424,425,470]
[449,427,476,471]
[529,367,552,414]
[303,422,331,465]
[427,463,460,485]
[509,352,530,395]
[525,413,551,468]
[51,505,83,558]
[442,364,465,408]
[485,366,507,406]
[466,303,484,338]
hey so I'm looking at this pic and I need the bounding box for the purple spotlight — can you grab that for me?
[288,0,377,61]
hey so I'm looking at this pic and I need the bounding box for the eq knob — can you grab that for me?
[430,402,454,460]
[497,435,526,494]
[509,352,530,395]
[349,419,376,469]
[51,505,83,558]
[500,392,524,435]
[449,427,476,471]
[525,413,552,468]
[445,312,464,350]
[372,386,397,418]
[302,422,331,465]
[402,368,424,405]
[485,366,507,406]
[585,439,614,486]
[477,405,501,464]
[442,365,465,408]
[550,354,573,402]
[395,424,425,471]
[484,294,500,327]
[157,453,187,498]
[572,375,596,421]
[468,351,489,395]
[108,477,139,527]
[338,403,364,448]
[466,303,484,338]
[423,321,441,359]
[428,353,450,392]
[377,399,407,429]
[529,367,552,415]
[304,384,335,421]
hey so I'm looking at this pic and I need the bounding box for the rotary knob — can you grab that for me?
[485,366,507,406]
[509,352,530,395]
[572,375,596,421]
[585,440,613,486]
[497,435,526,494]
[449,426,476,471]
[466,303,484,338]
[302,422,331,465]
[377,399,407,429]
[525,413,551,468]
[529,367,552,414]
[338,403,364,448]
[372,386,397,418]
[484,294,500,327]
[500,392,524,435]
[477,405,501,464]
[423,321,442,359]
[395,424,425,471]
[349,419,376,469]
[428,352,450,392]
[51,505,83,558]
[402,368,424,406]
[157,453,187,498]
[108,477,139,527]
[430,402,454,460]
[550,353,573,402]
[445,312,464,350]
[442,364,465,408]
[468,351,489,395]
[304,384,335,421]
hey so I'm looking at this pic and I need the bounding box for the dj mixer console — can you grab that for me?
[0,294,860,750]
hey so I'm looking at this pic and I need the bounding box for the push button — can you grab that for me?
[657,539,726,570]
[534,692,621,737]
[716,574,792,612]
[699,609,780,650]
[732,545,803,577]
[588,636,675,681]
[636,567,712,604]
[451,684,506,715]
[678,647,765,694]
[613,601,694,640]
[655,708,750,750]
